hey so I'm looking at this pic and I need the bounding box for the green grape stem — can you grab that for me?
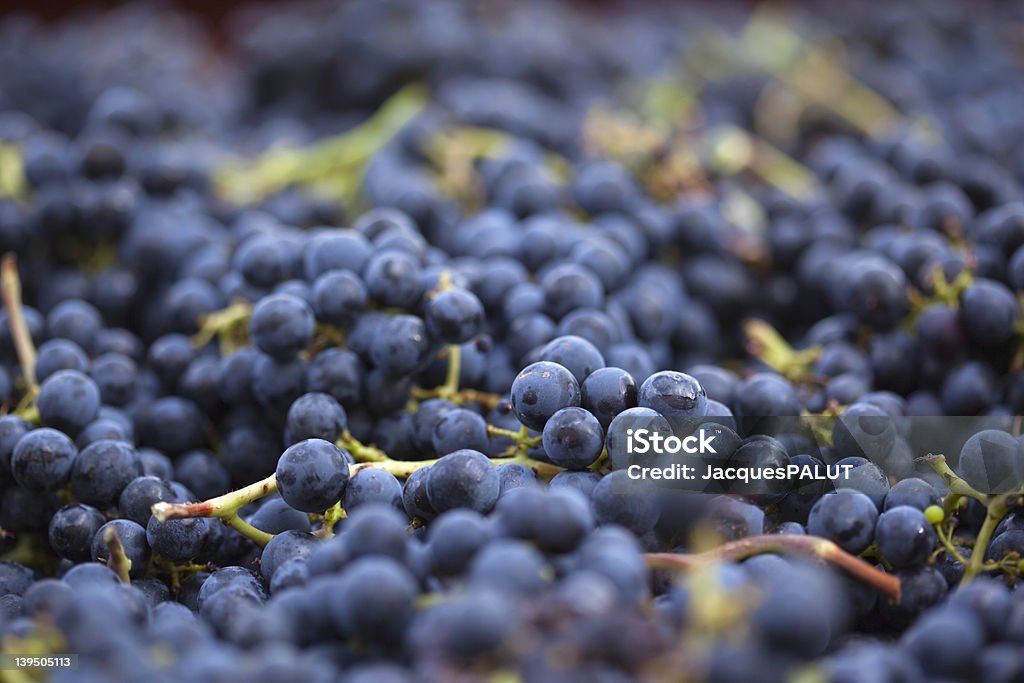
[337,430,389,462]
[314,502,347,540]
[191,300,253,352]
[155,430,564,546]
[152,474,278,547]
[962,492,1024,585]
[743,318,821,382]
[918,454,989,501]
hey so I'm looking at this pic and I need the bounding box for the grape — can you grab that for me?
[832,402,896,463]
[580,366,638,428]
[35,338,89,381]
[370,314,431,377]
[0,416,29,483]
[119,476,179,526]
[174,450,230,500]
[311,270,368,328]
[342,501,409,561]
[427,509,491,576]
[548,470,602,498]
[960,279,1019,346]
[304,229,372,280]
[248,293,316,361]
[958,429,1024,494]
[91,519,150,578]
[48,503,106,562]
[275,439,351,513]
[426,449,500,514]
[606,406,668,471]
[284,392,347,446]
[540,263,604,319]
[363,249,423,309]
[7,2,1024,679]
[431,408,489,455]
[328,557,418,644]
[807,490,878,554]
[468,539,551,595]
[248,496,312,535]
[36,369,101,435]
[402,467,435,521]
[883,478,941,512]
[425,288,484,344]
[69,439,143,508]
[875,506,937,568]
[147,515,211,562]
[197,566,266,610]
[11,427,78,492]
[0,562,35,597]
[259,530,319,582]
[590,470,659,535]
[535,335,605,384]
[727,436,791,503]
[343,467,403,511]
[509,361,580,431]
[305,348,362,408]
[637,370,707,418]
[46,300,102,353]
[541,406,604,470]
[496,462,537,494]
[903,607,984,678]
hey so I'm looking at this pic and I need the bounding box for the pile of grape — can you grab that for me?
[2,1,1024,681]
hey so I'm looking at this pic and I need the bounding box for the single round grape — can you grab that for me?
[958,429,1024,494]
[590,470,659,536]
[431,408,489,456]
[426,449,500,514]
[580,366,638,428]
[11,427,78,492]
[884,478,941,512]
[875,505,937,568]
[248,293,315,361]
[284,392,347,446]
[328,556,418,645]
[69,439,143,508]
[48,503,106,562]
[536,335,605,384]
[343,467,403,511]
[541,407,604,470]
[36,369,101,435]
[510,361,580,431]
[638,370,707,418]
[275,439,351,513]
[146,515,211,562]
[370,314,431,377]
[425,288,484,344]
[311,269,368,328]
[807,489,878,554]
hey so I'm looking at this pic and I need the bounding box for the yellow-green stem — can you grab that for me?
[962,493,1023,585]
[337,430,388,462]
[152,473,278,522]
[1,253,37,397]
[918,454,989,501]
[222,513,274,547]
[315,502,347,539]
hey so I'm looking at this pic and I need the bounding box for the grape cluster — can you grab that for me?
[2,1,1024,682]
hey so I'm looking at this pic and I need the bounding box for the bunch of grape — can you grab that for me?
[2,1,1024,682]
